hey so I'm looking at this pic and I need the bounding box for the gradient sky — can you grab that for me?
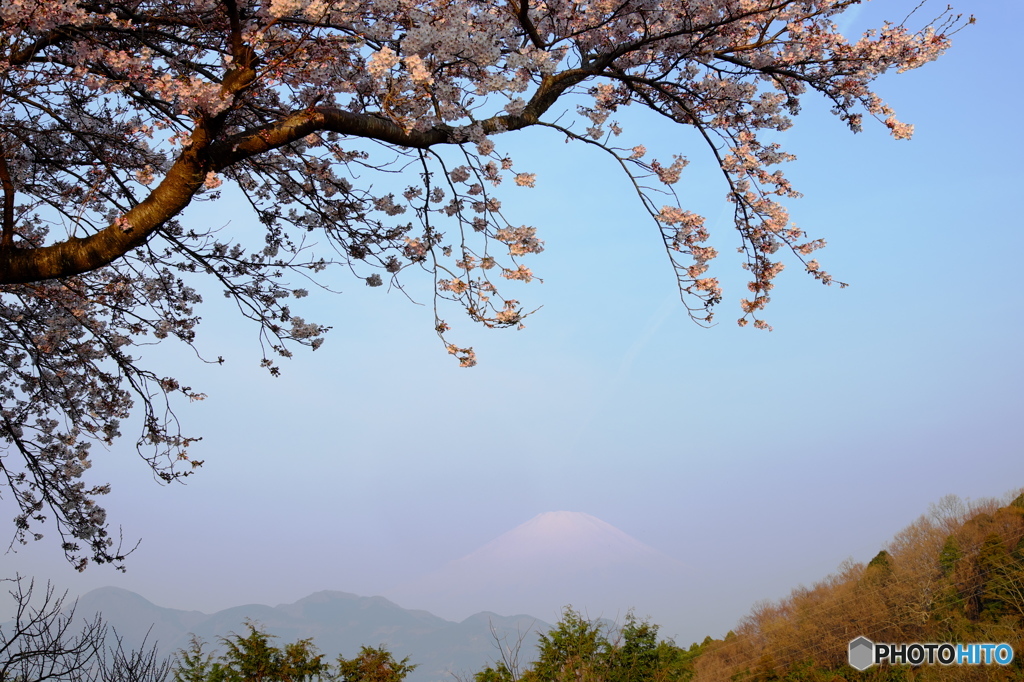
[3,0,1022,650]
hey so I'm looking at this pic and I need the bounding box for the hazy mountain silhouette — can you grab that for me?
[72,588,547,682]
[385,511,690,632]
[62,511,692,679]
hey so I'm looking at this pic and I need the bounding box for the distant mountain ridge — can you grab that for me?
[72,588,548,682]
[64,511,691,679]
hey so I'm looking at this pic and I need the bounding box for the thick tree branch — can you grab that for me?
[514,0,547,49]
[0,60,596,285]
[0,141,210,284]
[218,68,594,165]
[0,142,14,250]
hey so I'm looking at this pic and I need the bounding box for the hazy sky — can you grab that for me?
[4,0,1022,650]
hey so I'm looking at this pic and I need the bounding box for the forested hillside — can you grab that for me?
[690,491,1024,681]
[466,491,1024,681]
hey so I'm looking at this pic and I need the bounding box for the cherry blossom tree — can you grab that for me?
[0,0,970,567]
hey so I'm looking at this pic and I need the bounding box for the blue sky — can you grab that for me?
[4,0,1022,649]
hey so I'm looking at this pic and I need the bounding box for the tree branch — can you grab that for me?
[514,0,547,49]
[0,140,14,250]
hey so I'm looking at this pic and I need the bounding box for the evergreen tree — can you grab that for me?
[336,646,416,682]
[173,623,329,682]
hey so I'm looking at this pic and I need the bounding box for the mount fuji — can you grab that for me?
[385,512,691,637]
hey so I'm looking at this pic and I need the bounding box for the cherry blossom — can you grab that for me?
[0,0,970,567]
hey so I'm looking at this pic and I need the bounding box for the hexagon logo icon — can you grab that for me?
[849,636,875,671]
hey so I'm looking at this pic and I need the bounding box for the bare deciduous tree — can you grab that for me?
[0,575,171,682]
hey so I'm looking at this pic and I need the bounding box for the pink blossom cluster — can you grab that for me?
[494,226,544,256]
